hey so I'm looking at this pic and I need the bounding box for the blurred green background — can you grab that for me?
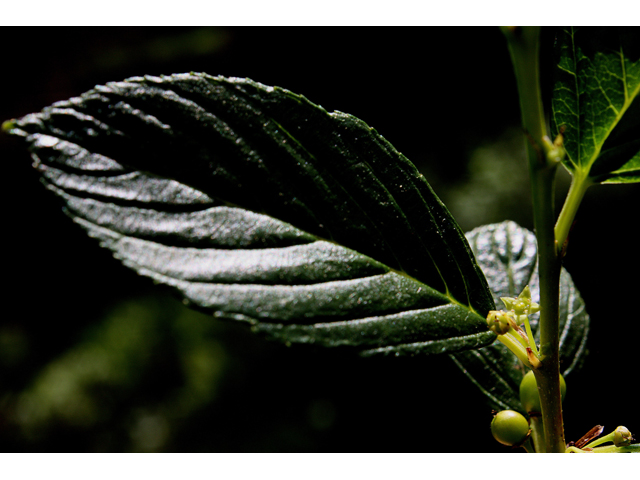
[1,28,638,452]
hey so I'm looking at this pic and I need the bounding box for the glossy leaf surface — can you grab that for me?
[551,27,640,184]
[6,73,496,356]
[451,221,589,413]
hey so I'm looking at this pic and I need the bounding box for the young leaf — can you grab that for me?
[6,73,496,357]
[551,27,640,184]
[451,221,589,413]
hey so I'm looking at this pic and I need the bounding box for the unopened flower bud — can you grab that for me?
[614,426,632,447]
[542,133,565,164]
[487,311,512,335]
[501,285,540,315]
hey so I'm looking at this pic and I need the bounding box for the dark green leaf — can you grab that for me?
[551,27,640,184]
[6,73,496,356]
[451,221,590,413]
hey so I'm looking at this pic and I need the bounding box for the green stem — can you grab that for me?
[584,432,615,449]
[503,26,566,453]
[521,314,539,356]
[496,333,533,368]
[530,166,565,453]
[565,446,588,453]
[555,171,592,253]
[522,437,536,453]
[502,27,547,143]
[590,444,640,453]
[530,416,545,453]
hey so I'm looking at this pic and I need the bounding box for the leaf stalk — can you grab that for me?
[555,171,592,254]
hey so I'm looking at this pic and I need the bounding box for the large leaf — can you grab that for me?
[5,73,496,357]
[451,221,590,413]
[551,27,640,184]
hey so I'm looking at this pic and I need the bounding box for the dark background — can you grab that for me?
[1,28,638,452]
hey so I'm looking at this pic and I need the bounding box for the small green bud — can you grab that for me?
[519,370,566,413]
[542,133,565,164]
[501,286,539,316]
[1,119,16,133]
[487,310,512,335]
[613,426,632,447]
[491,410,530,447]
[547,146,565,164]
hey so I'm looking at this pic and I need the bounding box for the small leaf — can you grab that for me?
[6,73,496,357]
[451,221,590,413]
[551,27,640,184]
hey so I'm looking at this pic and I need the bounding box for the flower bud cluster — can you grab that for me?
[486,286,542,370]
[486,310,512,335]
[500,285,540,316]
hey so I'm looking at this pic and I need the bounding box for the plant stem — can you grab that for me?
[583,432,615,449]
[503,26,566,453]
[496,334,532,367]
[522,437,536,453]
[565,446,587,453]
[530,416,545,453]
[590,444,640,453]
[530,165,565,453]
[521,315,538,356]
[501,27,546,143]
